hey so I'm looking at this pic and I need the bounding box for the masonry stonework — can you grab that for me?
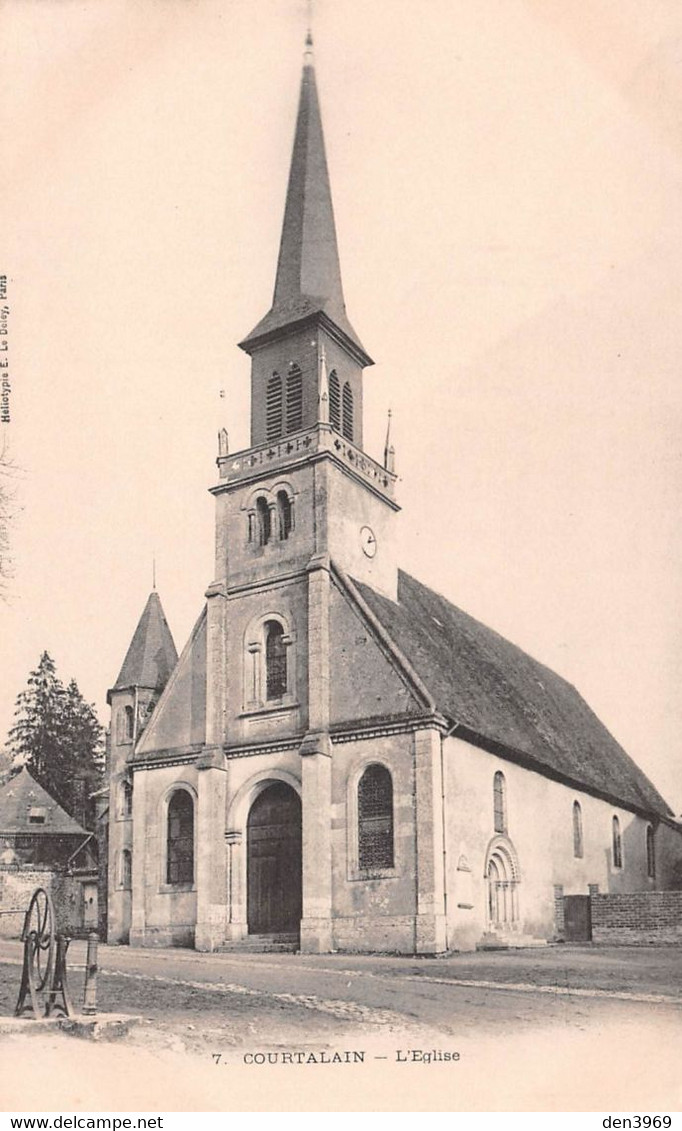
[104,34,682,957]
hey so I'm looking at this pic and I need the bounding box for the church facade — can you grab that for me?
[106,37,680,954]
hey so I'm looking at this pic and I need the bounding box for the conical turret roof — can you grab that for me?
[110,591,178,695]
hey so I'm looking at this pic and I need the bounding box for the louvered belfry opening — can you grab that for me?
[329,369,341,431]
[286,365,303,434]
[266,373,283,440]
[358,764,394,870]
[342,381,354,440]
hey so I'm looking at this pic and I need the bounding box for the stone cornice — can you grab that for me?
[329,713,448,744]
[130,713,449,768]
[211,424,399,510]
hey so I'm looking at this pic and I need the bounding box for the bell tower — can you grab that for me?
[239,32,372,450]
[211,32,399,599]
[201,32,402,954]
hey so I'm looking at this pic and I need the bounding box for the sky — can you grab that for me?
[1,0,681,810]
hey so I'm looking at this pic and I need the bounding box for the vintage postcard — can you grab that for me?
[1,0,681,1115]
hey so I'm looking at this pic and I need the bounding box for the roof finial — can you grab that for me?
[152,553,157,591]
[318,342,329,424]
[304,0,314,63]
[383,409,392,465]
[384,409,395,473]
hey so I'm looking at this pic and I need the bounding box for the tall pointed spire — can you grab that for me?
[240,33,372,366]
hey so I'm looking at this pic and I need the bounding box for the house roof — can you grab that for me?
[239,35,371,364]
[354,570,672,819]
[111,590,178,695]
[0,768,88,835]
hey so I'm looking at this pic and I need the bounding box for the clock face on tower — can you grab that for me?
[360,525,377,558]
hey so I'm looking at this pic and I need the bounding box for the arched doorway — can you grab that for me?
[485,837,520,932]
[247,781,302,935]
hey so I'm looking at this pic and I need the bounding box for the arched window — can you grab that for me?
[277,490,293,540]
[167,790,194,885]
[117,705,134,744]
[256,496,271,546]
[612,815,622,869]
[342,381,354,441]
[493,771,507,834]
[265,620,287,700]
[119,780,132,820]
[286,365,303,434]
[120,848,132,890]
[329,370,341,432]
[572,800,583,858]
[266,373,283,441]
[358,764,394,870]
[125,706,134,741]
[646,825,656,879]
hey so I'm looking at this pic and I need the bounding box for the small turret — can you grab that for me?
[106,590,177,943]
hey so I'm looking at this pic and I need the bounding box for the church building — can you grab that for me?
[106,35,680,954]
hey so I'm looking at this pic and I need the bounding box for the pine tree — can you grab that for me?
[62,677,105,825]
[7,652,104,823]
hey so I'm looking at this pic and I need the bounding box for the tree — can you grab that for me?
[7,652,104,825]
[62,677,106,822]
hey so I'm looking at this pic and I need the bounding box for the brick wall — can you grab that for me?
[590,891,682,944]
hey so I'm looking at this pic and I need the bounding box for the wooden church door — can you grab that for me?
[247,782,302,934]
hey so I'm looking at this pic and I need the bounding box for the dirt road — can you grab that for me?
[1,943,680,1111]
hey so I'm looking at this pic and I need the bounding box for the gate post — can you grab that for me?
[82,932,98,1015]
[553,884,565,941]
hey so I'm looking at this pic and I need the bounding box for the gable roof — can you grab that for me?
[0,768,87,835]
[354,570,672,819]
[110,590,178,696]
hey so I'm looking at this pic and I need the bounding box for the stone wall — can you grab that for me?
[591,891,682,944]
[443,735,662,950]
[0,865,94,938]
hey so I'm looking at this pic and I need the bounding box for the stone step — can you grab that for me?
[477,931,548,951]
[216,933,299,954]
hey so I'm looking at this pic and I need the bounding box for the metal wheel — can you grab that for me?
[22,887,56,993]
